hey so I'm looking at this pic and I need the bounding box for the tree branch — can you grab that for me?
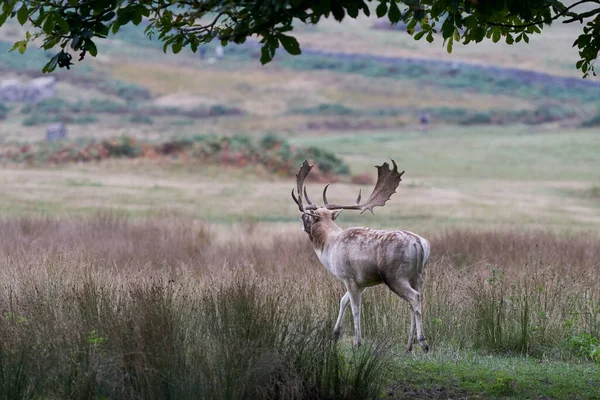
[486,0,600,29]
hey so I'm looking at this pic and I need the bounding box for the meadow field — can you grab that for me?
[0,10,600,399]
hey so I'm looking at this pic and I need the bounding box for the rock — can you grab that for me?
[46,122,67,141]
[0,77,57,103]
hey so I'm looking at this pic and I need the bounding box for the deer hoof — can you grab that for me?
[332,330,341,341]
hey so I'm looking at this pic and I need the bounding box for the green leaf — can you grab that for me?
[101,11,116,22]
[43,36,61,50]
[426,31,434,43]
[471,26,486,42]
[376,2,388,18]
[9,40,27,54]
[413,31,426,41]
[117,8,131,25]
[492,29,501,43]
[0,12,8,27]
[388,1,401,24]
[172,38,183,54]
[260,44,273,64]
[260,37,278,65]
[331,3,345,21]
[111,21,121,35]
[42,55,59,73]
[506,33,514,45]
[132,10,143,25]
[87,40,98,57]
[55,14,69,33]
[446,37,453,53]
[17,3,29,25]
[279,34,301,55]
[43,13,55,33]
[441,20,454,39]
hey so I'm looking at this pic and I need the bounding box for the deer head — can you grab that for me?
[292,159,405,223]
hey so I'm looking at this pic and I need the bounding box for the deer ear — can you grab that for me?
[332,210,343,220]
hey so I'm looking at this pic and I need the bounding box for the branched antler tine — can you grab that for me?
[322,183,330,206]
[303,186,314,205]
[356,189,362,205]
[358,159,404,214]
[294,160,313,211]
[291,189,302,211]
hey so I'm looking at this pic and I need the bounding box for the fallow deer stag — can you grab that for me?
[292,160,430,352]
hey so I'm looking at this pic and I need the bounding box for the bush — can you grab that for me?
[209,104,238,116]
[581,112,600,127]
[291,103,359,116]
[0,133,351,178]
[129,114,153,124]
[103,136,142,157]
[22,113,54,126]
[527,104,575,124]
[298,146,350,175]
[70,115,99,124]
[460,112,493,125]
[99,80,151,102]
[568,333,600,363]
[22,113,98,126]
[89,99,129,114]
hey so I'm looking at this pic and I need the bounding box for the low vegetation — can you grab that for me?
[0,134,349,177]
[0,216,598,399]
[16,98,242,127]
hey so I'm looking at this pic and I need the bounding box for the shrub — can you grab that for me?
[99,80,151,102]
[351,172,374,185]
[298,146,350,175]
[568,333,600,363]
[291,103,359,116]
[89,99,129,114]
[129,114,153,124]
[103,136,142,157]
[22,113,54,126]
[581,112,600,127]
[70,115,99,124]
[527,104,575,124]
[460,112,493,125]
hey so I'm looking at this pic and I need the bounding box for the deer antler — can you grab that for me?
[357,160,404,214]
[292,160,404,214]
[291,160,318,212]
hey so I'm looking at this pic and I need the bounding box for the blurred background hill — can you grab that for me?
[0,16,598,232]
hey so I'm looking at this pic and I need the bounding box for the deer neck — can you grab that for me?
[309,219,342,252]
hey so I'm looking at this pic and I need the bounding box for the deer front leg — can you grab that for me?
[345,282,365,347]
[333,291,350,340]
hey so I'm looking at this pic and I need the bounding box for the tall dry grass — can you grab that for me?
[0,215,598,399]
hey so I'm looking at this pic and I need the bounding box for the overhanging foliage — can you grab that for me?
[1,0,599,76]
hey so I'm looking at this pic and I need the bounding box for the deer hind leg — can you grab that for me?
[385,278,429,353]
[344,282,365,347]
[406,310,416,353]
[333,291,350,340]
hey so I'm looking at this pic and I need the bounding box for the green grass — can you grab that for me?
[390,350,600,399]
[290,126,600,181]
[0,217,598,399]
[0,124,598,233]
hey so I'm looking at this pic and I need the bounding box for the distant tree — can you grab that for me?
[1,0,599,76]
